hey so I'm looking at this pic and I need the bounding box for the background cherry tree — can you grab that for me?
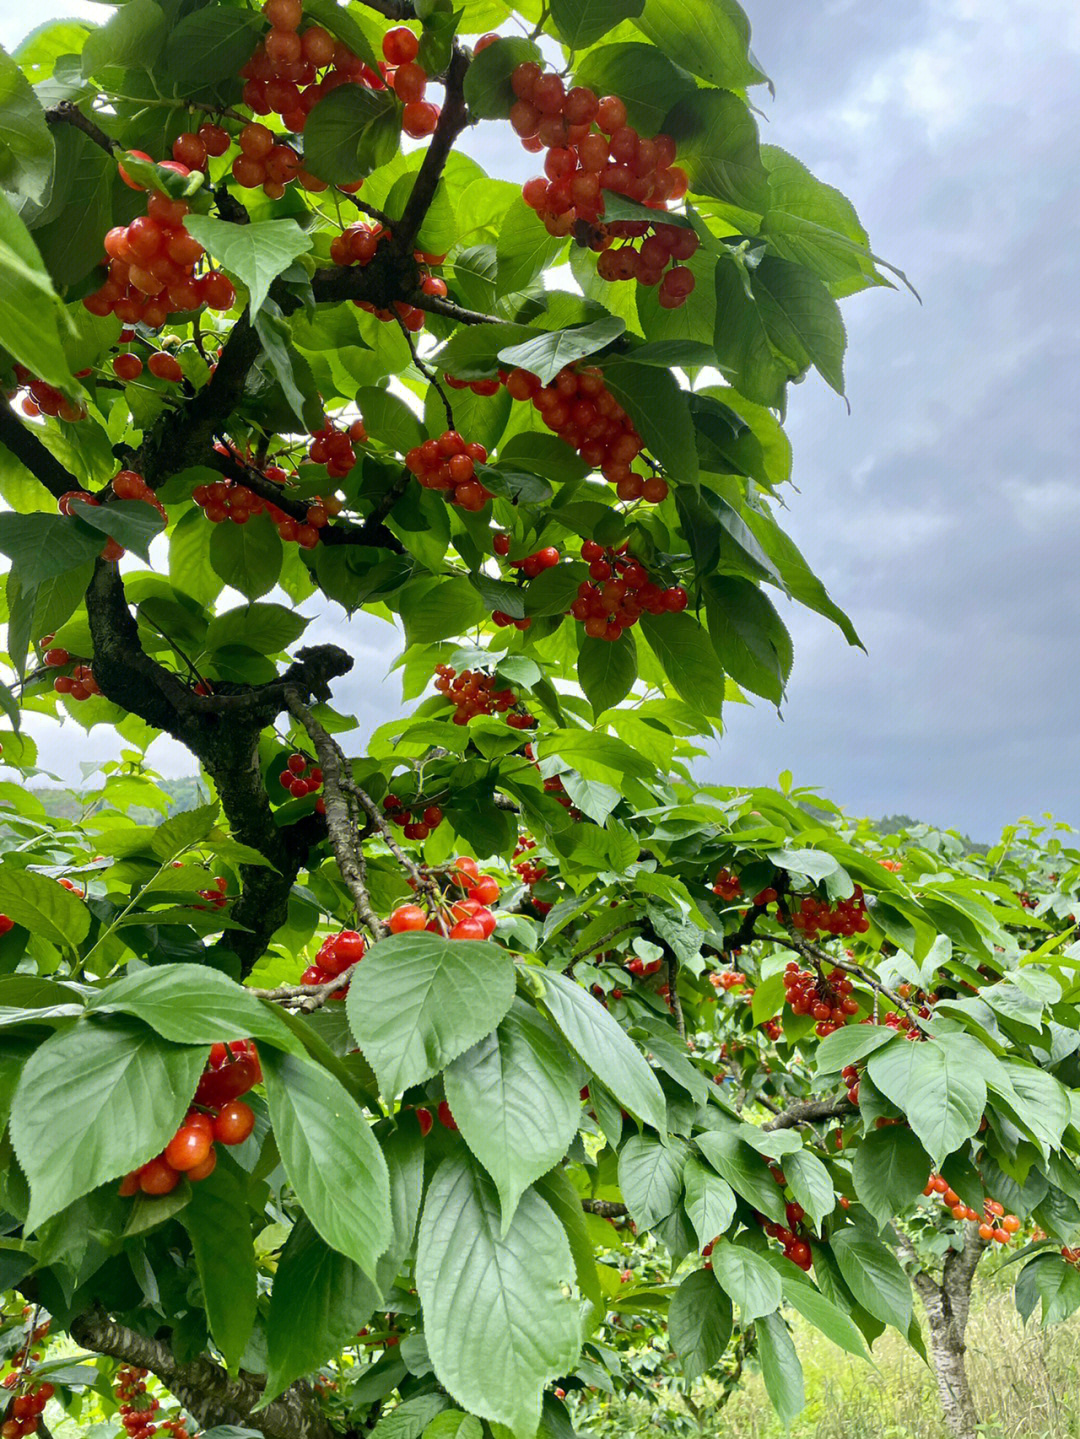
[1,3,1079,1439]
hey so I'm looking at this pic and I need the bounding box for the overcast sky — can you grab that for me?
[5,0,1079,840]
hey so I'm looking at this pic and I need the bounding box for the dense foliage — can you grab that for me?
[0,3,1076,1439]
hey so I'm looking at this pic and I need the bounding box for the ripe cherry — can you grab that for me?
[138,1156,181,1195]
[470,874,500,905]
[437,1100,457,1131]
[214,1100,256,1146]
[416,1106,434,1136]
[187,1147,218,1182]
[164,1124,213,1172]
[450,916,485,941]
[389,903,427,933]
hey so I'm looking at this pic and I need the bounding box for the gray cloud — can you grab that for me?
[10,1,1080,838]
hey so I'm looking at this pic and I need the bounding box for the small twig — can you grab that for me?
[581,1198,628,1219]
[285,688,386,940]
[44,100,119,154]
[667,952,686,1040]
[248,962,364,1009]
[395,318,454,428]
[409,291,510,328]
[337,188,395,228]
[571,921,639,964]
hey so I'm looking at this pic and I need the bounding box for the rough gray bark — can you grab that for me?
[904,1227,987,1439]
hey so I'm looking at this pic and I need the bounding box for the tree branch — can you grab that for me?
[44,101,119,154]
[69,1307,336,1439]
[0,404,74,501]
[581,1199,628,1219]
[394,45,472,258]
[761,1094,855,1131]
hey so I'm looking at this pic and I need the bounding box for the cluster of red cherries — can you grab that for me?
[711,868,743,902]
[191,476,326,548]
[278,751,325,806]
[445,372,501,398]
[83,166,234,326]
[300,928,367,997]
[114,1365,192,1439]
[308,418,366,479]
[193,874,230,912]
[513,834,551,915]
[0,1316,53,1439]
[785,887,870,937]
[330,222,444,334]
[922,1175,1020,1244]
[6,365,87,422]
[405,430,492,512]
[508,61,695,307]
[382,793,444,841]
[112,339,186,385]
[42,639,102,703]
[119,1041,259,1197]
[398,856,502,941]
[241,5,439,144]
[759,1194,815,1271]
[501,364,665,503]
[571,541,687,643]
[433,664,536,729]
[782,962,859,1037]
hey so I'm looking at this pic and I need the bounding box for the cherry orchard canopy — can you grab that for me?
[2,5,1076,1439]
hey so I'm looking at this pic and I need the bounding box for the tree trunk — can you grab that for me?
[907,1227,987,1439]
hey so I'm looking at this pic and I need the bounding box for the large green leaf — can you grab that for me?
[497,317,625,386]
[86,963,302,1054]
[682,1155,737,1249]
[572,44,696,136]
[784,1150,835,1229]
[601,360,698,486]
[550,0,643,49]
[711,1240,782,1321]
[346,933,516,1100]
[496,197,564,298]
[10,1016,206,1231]
[0,44,53,202]
[416,1155,581,1439]
[751,256,847,395]
[757,1311,804,1424]
[830,1228,912,1331]
[262,1048,391,1277]
[703,575,792,705]
[667,1269,732,1379]
[0,864,89,948]
[162,7,264,88]
[183,217,312,319]
[0,195,73,386]
[711,256,792,408]
[617,1134,686,1229]
[866,1036,986,1168]
[81,0,166,77]
[179,1160,258,1372]
[852,1127,932,1227]
[204,602,309,655]
[265,1215,379,1400]
[208,514,283,600]
[695,1129,786,1223]
[538,969,667,1133]
[462,38,541,119]
[445,1000,582,1230]
[578,631,637,716]
[377,1120,426,1294]
[639,612,726,718]
[633,0,766,90]
[534,1166,604,1311]
[662,88,770,214]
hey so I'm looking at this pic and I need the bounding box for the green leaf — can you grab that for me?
[999,1062,1071,1152]
[663,89,769,215]
[668,1269,732,1379]
[462,37,542,119]
[533,1166,604,1311]
[416,1154,581,1439]
[639,612,725,718]
[179,1160,257,1372]
[183,217,313,320]
[497,317,625,386]
[696,1129,786,1223]
[683,1155,736,1249]
[572,44,696,136]
[356,385,425,452]
[784,1150,835,1229]
[866,1037,986,1168]
[538,969,667,1133]
[436,321,536,380]
[815,1023,897,1075]
[0,44,53,202]
[303,85,398,184]
[70,499,165,562]
[550,0,643,48]
[711,1240,782,1321]
[377,1120,426,1294]
[0,864,90,948]
[711,256,793,408]
[205,602,308,655]
[743,507,862,647]
[633,0,766,90]
[617,1134,686,1229]
[302,0,379,70]
[265,1215,379,1400]
[703,575,792,705]
[751,256,846,394]
[830,1228,912,1331]
[399,577,487,644]
[445,1000,582,1230]
[578,631,637,716]
[81,0,166,78]
[852,1127,932,1227]
[757,1311,804,1425]
[0,193,72,390]
[209,514,283,601]
[424,1415,481,1439]
[262,1048,391,1277]
[87,963,301,1055]
[163,8,264,88]
[766,1261,870,1359]
[496,197,564,298]
[10,1016,206,1231]
[254,298,322,429]
[371,1396,450,1439]
[345,932,516,1100]
[601,360,698,485]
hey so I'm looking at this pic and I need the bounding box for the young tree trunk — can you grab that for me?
[907,1227,987,1439]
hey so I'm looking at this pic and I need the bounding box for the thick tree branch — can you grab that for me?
[395,46,472,259]
[69,1308,336,1439]
[581,1198,628,1219]
[761,1094,855,1131]
[0,404,73,500]
[44,100,119,154]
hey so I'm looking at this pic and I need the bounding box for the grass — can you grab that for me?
[713,1286,1080,1439]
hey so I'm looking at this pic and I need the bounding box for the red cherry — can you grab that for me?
[138,1156,181,1195]
[470,874,500,905]
[450,916,485,941]
[437,1100,458,1130]
[164,1124,213,1172]
[213,1100,256,1146]
[187,1147,218,1182]
[416,1106,434,1136]
[389,903,427,933]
